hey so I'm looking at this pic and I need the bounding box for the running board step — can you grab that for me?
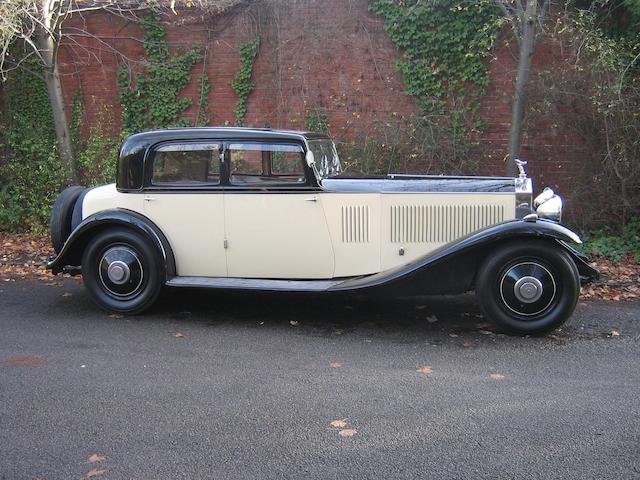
[165,276,347,292]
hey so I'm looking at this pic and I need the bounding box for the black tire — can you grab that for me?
[475,240,580,335]
[81,228,162,314]
[51,186,84,254]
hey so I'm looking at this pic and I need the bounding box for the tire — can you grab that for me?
[81,228,162,314]
[475,240,580,335]
[51,186,84,254]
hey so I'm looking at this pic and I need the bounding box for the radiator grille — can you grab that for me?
[390,204,504,243]
[341,205,370,243]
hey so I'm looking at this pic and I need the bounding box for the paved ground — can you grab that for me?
[1,279,639,480]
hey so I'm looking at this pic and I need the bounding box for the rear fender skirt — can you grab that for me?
[331,219,592,294]
[47,208,176,278]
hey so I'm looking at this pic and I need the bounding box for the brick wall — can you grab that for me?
[55,0,586,197]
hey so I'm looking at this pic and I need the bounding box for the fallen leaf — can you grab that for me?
[88,454,106,463]
[83,468,107,479]
[62,292,72,298]
[333,328,344,335]
[330,419,347,428]
[330,362,342,368]
[489,373,505,380]
[338,428,357,437]
[414,305,427,310]
[426,315,438,323]
[478,330,493,335]
[449,333,459,338]
[1,355,44,367]
[173,332,185,338]
[607,330,620,337]
[462,340,473,348]
[108,314,123,319]
[289,320,299,326]
[416,366,433,374]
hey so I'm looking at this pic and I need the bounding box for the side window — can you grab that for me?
[152,143,220,186]
[228,143,306,186]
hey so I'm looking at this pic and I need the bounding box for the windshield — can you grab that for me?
[308,139,341,180]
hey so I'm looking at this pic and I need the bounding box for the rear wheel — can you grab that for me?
[81,228,162,314]
[475,240,580,335]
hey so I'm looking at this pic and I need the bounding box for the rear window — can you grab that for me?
[152,143,220,186]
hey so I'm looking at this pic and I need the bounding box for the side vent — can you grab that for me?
[390,204,504,243]
[342,205,370,243]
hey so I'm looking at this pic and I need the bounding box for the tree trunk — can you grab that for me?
[43,64,77,185]
[506,0,537,176]
[39,0,77,185]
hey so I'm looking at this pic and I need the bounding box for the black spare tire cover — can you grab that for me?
[50,186,84,254]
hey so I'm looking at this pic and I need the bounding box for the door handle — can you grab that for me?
[144,196,156,202]
[305,196,318,202]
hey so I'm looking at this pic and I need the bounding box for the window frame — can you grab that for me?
[221,140,314,191]
[145,140,224,191]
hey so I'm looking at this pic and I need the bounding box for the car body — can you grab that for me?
[48,127,598,334]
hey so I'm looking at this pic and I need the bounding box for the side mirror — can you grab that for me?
[305,150,315,167]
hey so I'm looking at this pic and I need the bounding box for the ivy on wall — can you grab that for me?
[0,59,64,231]
[117,12,207,132]
[305,109,329,134]
[196,73,211,126]
[369,0,501,129]
[230,37,260,126]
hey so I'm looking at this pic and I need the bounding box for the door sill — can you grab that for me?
[165,276,348,292]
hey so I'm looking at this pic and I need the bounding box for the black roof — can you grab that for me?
[117,127,331,190]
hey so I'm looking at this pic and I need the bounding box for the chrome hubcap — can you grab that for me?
[499,261,557,317]
[98,246,144,298]
[107,260,130,285]
[514,276,543,303]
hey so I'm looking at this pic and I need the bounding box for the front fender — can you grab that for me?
[331,218,595,293]
[47,209,176,278]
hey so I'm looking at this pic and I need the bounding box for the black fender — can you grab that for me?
[331,218,598,294]
[47,208,176,279]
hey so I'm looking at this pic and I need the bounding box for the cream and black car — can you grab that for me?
[48,127,597,334]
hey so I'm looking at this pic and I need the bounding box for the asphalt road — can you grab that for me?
[1,279,639,480]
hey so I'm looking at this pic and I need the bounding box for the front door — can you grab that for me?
[223,141,334,279]
[143,142,227,277]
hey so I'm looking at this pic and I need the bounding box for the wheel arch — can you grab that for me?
[47,208,176,279]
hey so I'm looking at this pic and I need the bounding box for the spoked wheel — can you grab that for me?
[82,228,162,314]
[476,240,580,335]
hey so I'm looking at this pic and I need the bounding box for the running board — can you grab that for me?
[165,276,348,292]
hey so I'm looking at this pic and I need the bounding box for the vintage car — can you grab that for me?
[48,127,597,334]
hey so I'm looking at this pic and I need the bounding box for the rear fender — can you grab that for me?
[47,208,175,278]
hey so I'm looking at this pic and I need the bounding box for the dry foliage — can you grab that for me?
[416,366,433,374]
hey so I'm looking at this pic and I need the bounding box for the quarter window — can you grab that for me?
[152,143,220,185]
[228,143,306,186]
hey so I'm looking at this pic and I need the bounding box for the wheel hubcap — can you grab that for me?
[107,260,130,285]
[514,276,543,303]
[499,262,557,317]
[99,246,144,298]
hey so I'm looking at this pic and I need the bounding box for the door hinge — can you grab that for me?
[223,239,228,249]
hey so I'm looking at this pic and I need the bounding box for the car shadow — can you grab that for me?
[148,287,514,342]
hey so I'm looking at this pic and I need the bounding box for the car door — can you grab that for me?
[142,141,227,277]
[222,141,335,279]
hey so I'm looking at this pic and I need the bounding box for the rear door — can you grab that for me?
[222,141,334,279]
[143,142,227,277]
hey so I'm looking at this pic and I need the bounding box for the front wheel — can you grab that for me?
[81,228,162,314]
[475,240,580,335]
